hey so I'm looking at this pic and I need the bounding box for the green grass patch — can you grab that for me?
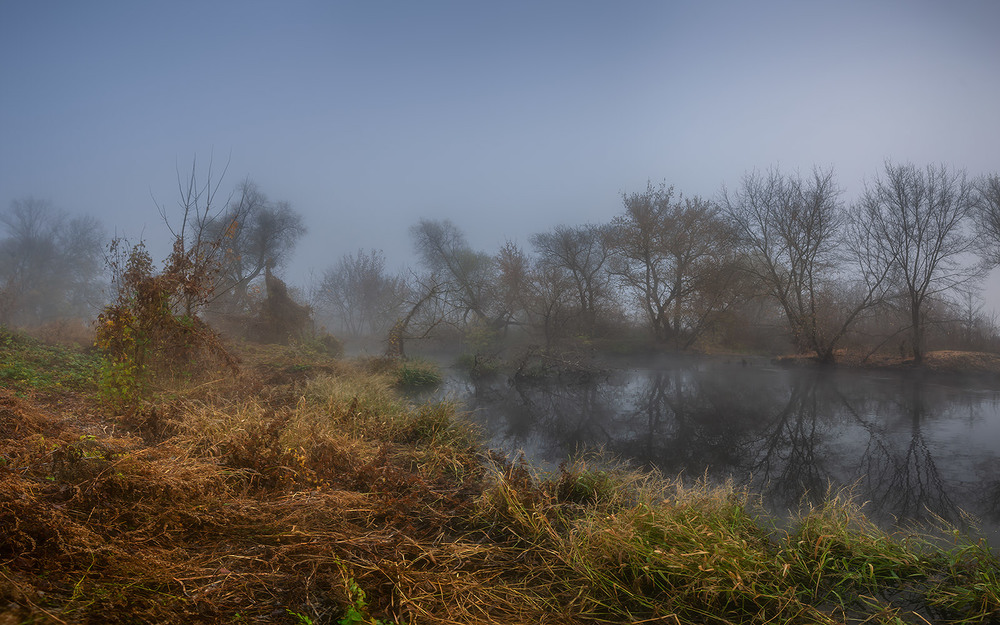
[0,326,100,394]
[393,358,443,389]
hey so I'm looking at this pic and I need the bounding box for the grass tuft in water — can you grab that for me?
[393,358,443,389]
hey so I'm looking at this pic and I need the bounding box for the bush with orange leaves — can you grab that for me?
[94,238,236,408]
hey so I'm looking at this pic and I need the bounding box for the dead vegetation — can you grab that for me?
[0,345,496,624]
[2,332,1000,624]
[775,349,1000,383]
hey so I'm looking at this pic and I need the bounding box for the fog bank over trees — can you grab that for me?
[0,198,104,328]
[312,161,1000,362]
[4,160,1000,362]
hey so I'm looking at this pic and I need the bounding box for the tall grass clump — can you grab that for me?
[357,355,444,389]
[784,492,927,613]
[395,358,443,389]
[924,536,1000,621]
[550,473,809,623]
[783,492,1000,623]
[300,367,471,445]
[471,460,1000,624]
[302,369,419,433]
[306,370,479,481]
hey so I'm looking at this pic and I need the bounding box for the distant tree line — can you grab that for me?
[4,160,1000,362]
[1,160,306,344]
[0,198,104,327]
[314,162,1000,363]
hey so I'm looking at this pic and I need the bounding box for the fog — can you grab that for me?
[3,1,1000,311]
[6,3,1000,560]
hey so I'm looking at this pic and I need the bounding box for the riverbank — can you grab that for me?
[772,349,1000,385]
[2,330,999,624]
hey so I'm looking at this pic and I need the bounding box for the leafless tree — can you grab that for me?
[723,167,887,362]
[317,248,406,337]
[974,172,1000,266]
[950,290,998,350]
[529,224,613,336]
[153,159,304,318]
[410,218,516,334]
[611,182,740,348]
[521,257,577,348]
[150,156,235,317]
[204,179,306,315]
[385,272,449,358]
[0,198,105,326]
[854,162,982,362]
[495,239,531,330]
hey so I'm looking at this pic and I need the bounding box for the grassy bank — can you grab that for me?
[1,330,998,624]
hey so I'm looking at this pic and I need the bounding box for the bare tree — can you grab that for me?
[522,258,577,348]
[0,198,105,326]
[385,272,448,359]
[153,160,305,318]
[495,239,530,331]
[854,162,982,363]
[723,167,887,362]
[317,249,406,337]
[950,290,998,350]
[529,224,612,336]
[152,156,235,317]
[204,179,306,315]
[974,172,1000,266]
[410,219,515,334]
[611,182,740,348]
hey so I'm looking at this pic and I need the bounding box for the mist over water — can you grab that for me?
[439,356,1000,549]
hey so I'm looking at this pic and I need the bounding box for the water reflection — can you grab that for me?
[445,357,1000,547]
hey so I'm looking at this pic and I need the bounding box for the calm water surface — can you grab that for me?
[437,356,1000,549]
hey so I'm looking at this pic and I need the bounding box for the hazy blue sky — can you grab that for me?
[2,1,999,300]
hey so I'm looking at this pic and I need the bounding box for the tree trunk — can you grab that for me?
[911,303,924,364]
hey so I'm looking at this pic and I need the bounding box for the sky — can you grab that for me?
[2,1,1000,304]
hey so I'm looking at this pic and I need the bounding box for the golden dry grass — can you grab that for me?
[1,338,999,624]
[777,348,1000,379]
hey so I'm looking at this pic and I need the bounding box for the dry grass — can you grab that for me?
[919,350,1000,375]
[1,336,999,624]
[777,348,1000,381]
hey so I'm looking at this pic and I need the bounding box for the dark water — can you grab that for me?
[438,356,1000,549]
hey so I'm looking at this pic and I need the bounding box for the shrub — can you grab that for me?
[94,239,236,407]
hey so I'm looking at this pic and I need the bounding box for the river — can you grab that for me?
[434,355,1000,549]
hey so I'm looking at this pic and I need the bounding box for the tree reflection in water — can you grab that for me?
[455,357,1000,546]
[745,372,835,511]
[836,378,957,528]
